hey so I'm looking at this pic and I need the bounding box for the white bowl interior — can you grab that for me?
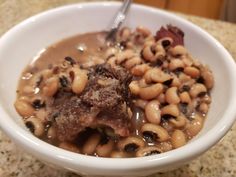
[0,2,235,176]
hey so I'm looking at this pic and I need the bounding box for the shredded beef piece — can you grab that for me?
[48,63,132,141]
[48,91,99,141]
[96,103,131,137]
[155,25,184,47]
[81,64,132,108]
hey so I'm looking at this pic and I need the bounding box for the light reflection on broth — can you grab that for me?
[15,25,214,157]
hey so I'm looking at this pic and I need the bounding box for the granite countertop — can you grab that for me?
[0,0,236,177]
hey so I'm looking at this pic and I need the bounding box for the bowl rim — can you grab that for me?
[0,1,236,170]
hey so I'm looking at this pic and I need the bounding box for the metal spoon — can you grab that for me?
[106,0,132,44]
[77,1,132,52]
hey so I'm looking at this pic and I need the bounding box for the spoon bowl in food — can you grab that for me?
[0,2,236,176]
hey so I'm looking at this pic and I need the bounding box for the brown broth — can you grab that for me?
[18,32,108,95]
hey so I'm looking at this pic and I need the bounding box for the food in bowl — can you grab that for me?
[14,25,214,158]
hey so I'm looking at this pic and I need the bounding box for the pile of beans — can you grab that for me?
[104,26,214,157]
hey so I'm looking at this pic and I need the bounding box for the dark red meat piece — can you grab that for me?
[156,25,184,47]
[48,64,132,141]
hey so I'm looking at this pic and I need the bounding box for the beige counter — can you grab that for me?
[0,0,236,177]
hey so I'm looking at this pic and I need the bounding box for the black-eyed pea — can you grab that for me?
[136,146,162,157]
[191,98,200,109]
[141,123,170,142]
[201,69,214,89]
[22,72,33,80]
[116,50,135,64]
[169,45,187,57]
[47,126,57,139]
[30,96,45,108]
[171,129,187,149]
[96,139,114,157]
[35,109,47,122]
[178,73,192,83]
[165,87,180,104]
[107,56,117,68]
[169,115,187,128]
[135,33,146,45]
[136,26,151,38]
[143,68,155,83]
[155,70,172,83]
[29,73,41,86]
[202,94,211,104]
[142,45,155,62]
[93,56,105,65]
[157,37,173,48]
[22,85,35,95]
[184,66,200,78]
[189,83,207,98]
[171,76,181,87]
[144,68,171,83]
[144,38,155,47]
[162,60,169,68]
[59,142,80,153]
[82,133,101,155]
[139,83,163,100]
[41,69,53,79]
[157,93,166,104]
[43,76,59,97]
[61,60,70,69]
[192,59,201,68]
[118,136,145,153]
[25,117,44,137]
[70,68,88,94]
[104,127,116,138]
[161,120,174,132]
[157,142,173,152]
[185,113,204,137]
[146,35,155,41]
[130,64,151,76]
[134,99,148,109]
[184,81,196,92]
[124,56,142,69]
[18,96,31,103]
[129,81,140,95]
[179,91,191,104]
[119,27,131,41]
[110,151,129,158]
[15,100,35,117]
[198,102,209,114]
[154,43,166,51]
[182,56,193,66]
[138,79,148,87]
[64,56,77,65]
[153,44,166,59]
[168,59,184,71]
[105,47,118,59]
[161,104,180,118]
[125,41,134,49]
[145,100,161,124]
[81,60,95,68]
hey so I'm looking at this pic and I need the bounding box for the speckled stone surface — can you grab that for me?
[0,0,236,177]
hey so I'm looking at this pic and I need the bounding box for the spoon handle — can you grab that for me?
[106,0,132,42]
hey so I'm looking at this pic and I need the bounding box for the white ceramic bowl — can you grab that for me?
[0,2,236,176]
